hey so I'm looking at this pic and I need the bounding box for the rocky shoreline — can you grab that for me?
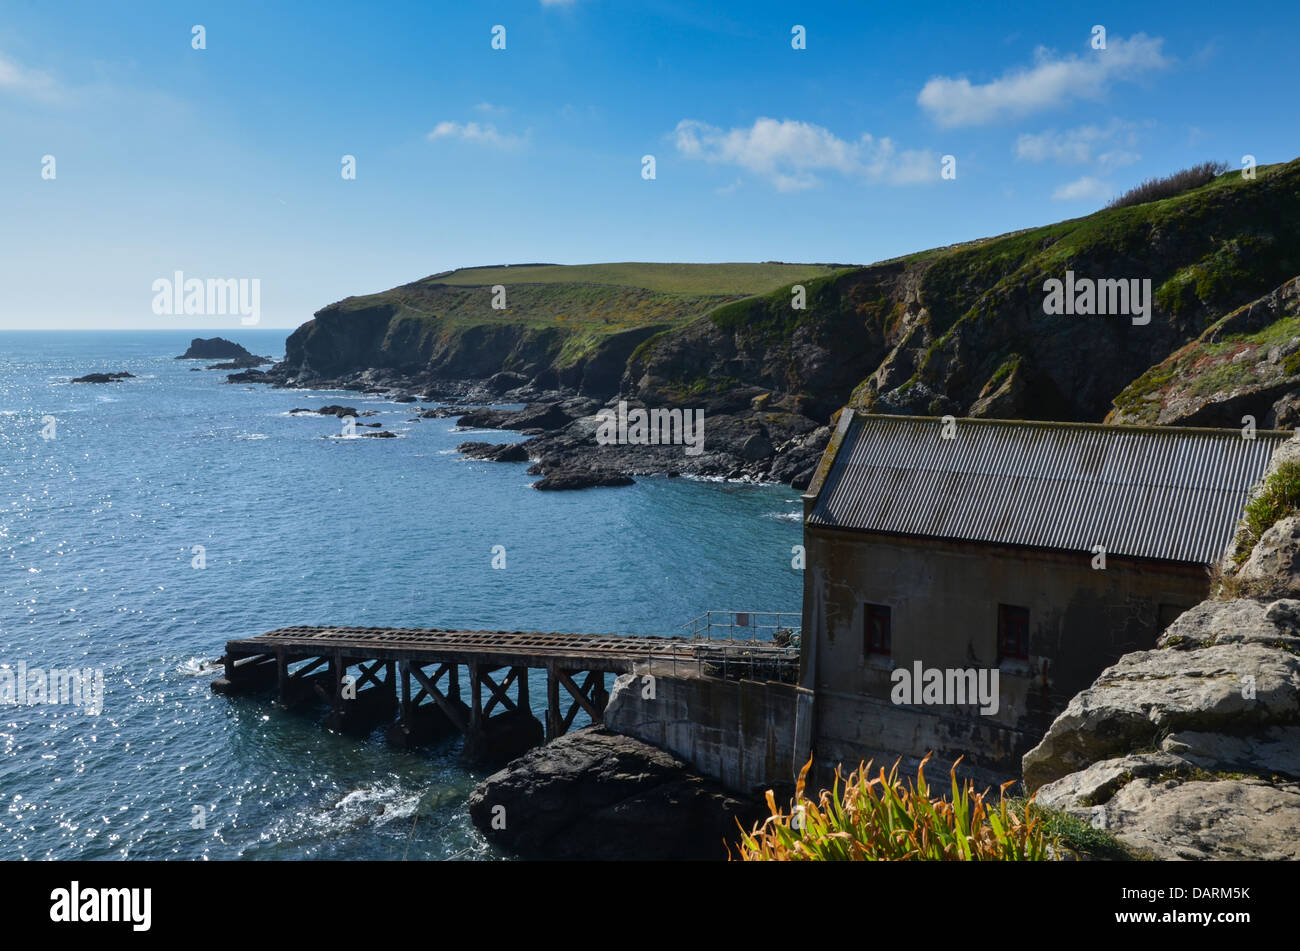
[226,364,832,490]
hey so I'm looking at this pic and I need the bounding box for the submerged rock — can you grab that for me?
[467,727,764,860]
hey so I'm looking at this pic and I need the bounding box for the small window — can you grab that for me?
[864,603,892,657]
[998,604,1030,660]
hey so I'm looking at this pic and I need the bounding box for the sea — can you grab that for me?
[0,330,804,860]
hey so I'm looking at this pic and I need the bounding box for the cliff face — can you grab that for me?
[629,158,1300,424]
[271,160,1300,431]
[275,263,844,398]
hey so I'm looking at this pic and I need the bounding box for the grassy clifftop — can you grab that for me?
[426,262,847,296]
[282,262,848,393]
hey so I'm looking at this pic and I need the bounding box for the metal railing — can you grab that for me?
[679,610,801,644]
[623,611,804,685]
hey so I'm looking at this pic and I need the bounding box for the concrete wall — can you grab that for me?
[799,527,1210,778]
[604,669,797,795]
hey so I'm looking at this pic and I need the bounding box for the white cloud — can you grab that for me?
[473,102,507,114]
[672,117,938,191]
[0,52,60,101]
[427,121,526,150]
[1015,120,1141,168]
[918,34,1170,127]
[1052,176,1113,201]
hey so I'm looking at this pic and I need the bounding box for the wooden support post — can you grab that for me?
[546,665,560,740]
[384,661,396,700]
[399,660,411,729]
[516,666,529,714]
[276,651,289,704]
[470,663,482,732]
[448,664,461,703]
[333,651,346,716]
[592,671,609,721]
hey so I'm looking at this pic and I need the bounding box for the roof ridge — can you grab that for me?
[853,412,1293,440]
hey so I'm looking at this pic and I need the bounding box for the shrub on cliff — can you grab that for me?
[733,754,1058,861]
[1106,160,1229,209]
[1232,458,1300,565]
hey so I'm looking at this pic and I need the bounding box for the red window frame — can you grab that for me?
[998,604,1030,660]
[864,603,892,656]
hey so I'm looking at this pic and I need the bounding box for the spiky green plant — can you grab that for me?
[732,753,1060,861]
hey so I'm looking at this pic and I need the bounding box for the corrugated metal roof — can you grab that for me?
[806,413,1289,565]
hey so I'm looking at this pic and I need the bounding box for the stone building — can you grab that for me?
[793,410,1286,783]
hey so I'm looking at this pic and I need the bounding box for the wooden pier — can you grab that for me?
[212,625,797,764]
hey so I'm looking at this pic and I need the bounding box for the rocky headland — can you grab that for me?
[223,160,1300,490]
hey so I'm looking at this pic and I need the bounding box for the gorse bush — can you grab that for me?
[732,753,1060,861]
[1233,458,1300,564]
[1106,160,1229,210]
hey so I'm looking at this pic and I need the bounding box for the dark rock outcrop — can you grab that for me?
[205,357,270,370]
[531,467,635,490]
[71,372,134,383]
[457,441,530,463]
[317,405,359,418]
[224,369,271,384]
[176,337,272,363]
[467,727,764,860]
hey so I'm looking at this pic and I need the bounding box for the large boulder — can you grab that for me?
[1237,516,1300,596]
[1040,768,1300,860]
[467,727,764,860]
[1022,596,1300,859]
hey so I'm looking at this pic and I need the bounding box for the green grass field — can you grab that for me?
[423,261,849,296]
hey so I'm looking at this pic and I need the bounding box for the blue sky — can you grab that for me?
[2,0,1296,329]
